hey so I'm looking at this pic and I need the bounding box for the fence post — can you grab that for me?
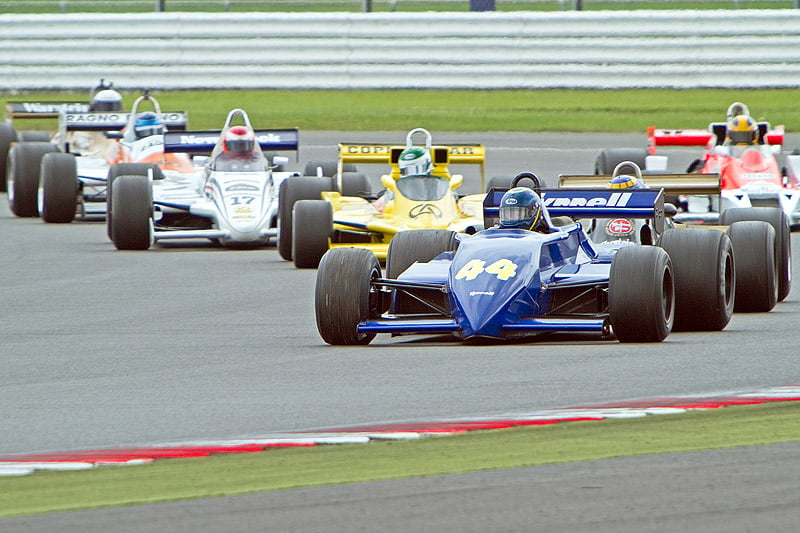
[470,0,495,11]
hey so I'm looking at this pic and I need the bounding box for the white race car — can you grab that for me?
[108,108,299,250]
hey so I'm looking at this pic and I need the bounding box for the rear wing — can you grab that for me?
[337,142,485,186]
[558,173,721,196]
[6,101,89,120]
[62,111,188,132]
[483,188,665,234]
[163,128,299,155]
[647,124,784,153]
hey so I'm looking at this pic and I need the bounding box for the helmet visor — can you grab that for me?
[500,205,535,226]
[729,129,755,144]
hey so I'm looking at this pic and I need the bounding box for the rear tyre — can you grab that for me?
[386,229,458,279]
[726,221,777,312]
[278,176,335,260]
[340,171,371,197]
[609,246,674,342]
[486,176,514,192]
[111,175,153,250]
[315,248,381,345]
[720,207,790,302]
[594,148,649,174]
[0,123,18,193]
[659,228,735,331]
[18,130,51,142]
[39,152,78,223]
[7,141,59,217]
[292,200,332,269]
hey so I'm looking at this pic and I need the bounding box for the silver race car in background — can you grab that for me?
[108,108,299,250]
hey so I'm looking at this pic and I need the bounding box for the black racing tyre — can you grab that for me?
[486,176,514,192]
[340,171,371,197]
[277,176,335,260]
[18,130,51,143]
[315,248,381,345]
[658,228,735,331]
[39,152,78,223]
[726,221,777,312]
[7,141,59,217]
[594,148,649,175]
[111,175,153,250]
[303,160,356,178]
[107,163,163,239]
[292,200,332,269]
[609,246,674,342]
[720,207,790,302]
[0,123,18,193]
[386,229,458,279]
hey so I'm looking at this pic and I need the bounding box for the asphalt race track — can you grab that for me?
[1,132,799,530]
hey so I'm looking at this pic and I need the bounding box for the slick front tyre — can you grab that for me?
[659,228,735,331]
[0,123,18,193]
[292,199,332,269]
[7,141,58,217]
[726,221,777,312]
[111,175,153,250]
[39,152,78,223]
[609,246,674,343]
[315,248,381,345]
[720,207,790,303]
[106,163,163,239]
[277,176,335,261]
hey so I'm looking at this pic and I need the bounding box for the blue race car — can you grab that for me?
[314,173,736,345]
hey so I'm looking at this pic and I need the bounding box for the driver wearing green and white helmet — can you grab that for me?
[398,145,433,177]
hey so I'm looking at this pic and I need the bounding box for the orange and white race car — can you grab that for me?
[6,90,189,222]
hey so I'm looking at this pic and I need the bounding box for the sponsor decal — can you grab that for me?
[17,102,87,113]
[65,112,184,125]
[542,192,632,208]
[605,218,635,236]
[449,146,476,155]
[254,133,284,143]
[409,204,442,218]
[180,134,219,145]
[66,112,125,124]
[234,206,253,214]
[469,291,496,296]
[344,145,390,155]
[504,197,518,205]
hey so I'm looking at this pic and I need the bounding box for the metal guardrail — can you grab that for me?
[2,10,800,90]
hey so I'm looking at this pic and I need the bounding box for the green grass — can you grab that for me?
[6,89,800,132]
[1,401,799,517]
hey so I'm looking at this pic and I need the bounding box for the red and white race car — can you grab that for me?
[595,102,800,229]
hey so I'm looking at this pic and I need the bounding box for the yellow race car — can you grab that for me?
[278,128,487,268]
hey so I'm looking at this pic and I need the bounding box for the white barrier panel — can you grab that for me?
[1,10,800,90]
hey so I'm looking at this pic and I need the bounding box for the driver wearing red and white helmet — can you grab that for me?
[215,125,264,171]
[223,126,256,155]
